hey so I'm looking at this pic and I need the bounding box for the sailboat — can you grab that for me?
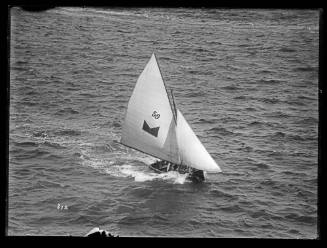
[120,53,221,182]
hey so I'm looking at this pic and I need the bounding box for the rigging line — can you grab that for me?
[153,53,177,125]
[170,89,177,122]
[170,93,180,165]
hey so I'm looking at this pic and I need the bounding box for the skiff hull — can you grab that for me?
[148,163,205,183]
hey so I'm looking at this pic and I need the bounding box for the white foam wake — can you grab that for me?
[105,164,189,184]
[78,143,189,184]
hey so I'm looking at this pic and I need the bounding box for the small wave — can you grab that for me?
[112,121,121,128]
[271,131,286,139]
[71,214,97,225]
[200,70,214,75]
[284,99,305,106]
[238,43,249,48]
[187,70,201,75]
[294,116,318,125]
[99,9,151,19]
[297,94,316,101]
[279,47,296,53]
[194,47,211,53]
[36,180,68,189]
[263,111,291,119]
[14,141,39,148]
[197,118,216,124]
[19,100,38,107]
[86,143,119,154]
[11,66,27,72]
[159,56,173,62]
[55,107,79,116]
[303,178,317,184]
[284,213,317,225]
[245,107,256,112]
[248,121,263,127]
[269,131,307,142]
[205,40,222,45]
[251,161,270,170]
[294,66,317,72]
[219,205,244,213]
[14,60,27,66]
[240,146,253,152]
[288,134,306,142]
[15,168,32,177]
[210,189,238,200]
[260,69,272,74]
[295,189,315,199]
[119,215,153,225]
[222,85,239,91]
[55,129,82,137]
[208,126,234,136]
[43,141,67,149]
[288,229,301,235]
[259,97,280,104]
[249,209,269,219]
[24,90,39,96]
[44,153,64,161]
[78,92,98,98]
[73,152,83,158]
[152,214,169,223]
[234,95,247,100]
[116,29,131,34]
[261,79,283,85]
[31,131,48,139]
[259,179,279,188]
[184,91,206,98]
[115,204,135,215]
[14,148,50,160]
[280,170,308,177]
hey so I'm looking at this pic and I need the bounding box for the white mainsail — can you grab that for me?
[176,109,221,173]
[121,53,222,173]
[121,53,180,164]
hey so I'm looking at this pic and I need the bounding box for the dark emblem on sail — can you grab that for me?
[142,120,160,137]
[152,111,160,119]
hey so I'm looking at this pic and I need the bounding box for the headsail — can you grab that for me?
[121,53,180,164]
[176,109,221,173]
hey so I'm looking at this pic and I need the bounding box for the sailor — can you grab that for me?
[159,160,166,170]
[167,162,171,172]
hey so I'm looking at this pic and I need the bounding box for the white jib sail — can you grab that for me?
[121,53,180,164]
[176,109,222,173]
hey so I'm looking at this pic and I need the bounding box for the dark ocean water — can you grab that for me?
[9,7,319,238]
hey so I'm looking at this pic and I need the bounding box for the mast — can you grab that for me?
[153,53,177,125]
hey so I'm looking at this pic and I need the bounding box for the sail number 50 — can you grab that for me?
[152,111,160,119]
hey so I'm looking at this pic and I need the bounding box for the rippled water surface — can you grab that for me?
[9,7,319,238]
